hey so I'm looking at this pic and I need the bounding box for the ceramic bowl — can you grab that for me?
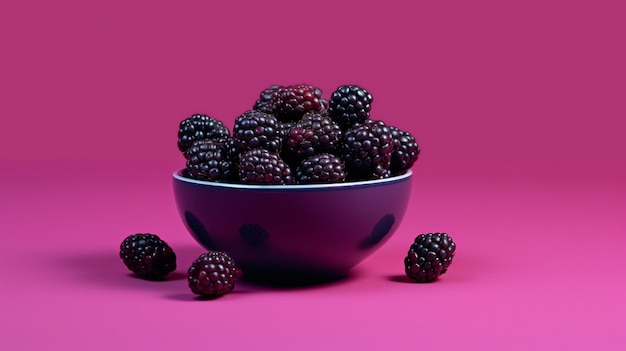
[172,169,412,283]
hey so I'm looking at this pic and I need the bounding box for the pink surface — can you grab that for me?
[1,162,624,350]
[1,0,624,350]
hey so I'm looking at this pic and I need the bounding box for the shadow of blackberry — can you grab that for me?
[184,211,219,251]
[359,213,395,249]
[51,245,205,290]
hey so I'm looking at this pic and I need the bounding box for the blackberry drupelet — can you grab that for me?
[389,126,420,175]
[188,251,237,298]
[232,110,282,153]
[238,148,293,184]
[185,138,235,182]
[119,233,177,280]
[177,114,230,153]
[328,85,373,129]
[405,233,456,283]
[295,153,346,184]
[340,119,394,181]
[253,85,283,114]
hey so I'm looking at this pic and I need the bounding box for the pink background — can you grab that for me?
[1,0,624,350]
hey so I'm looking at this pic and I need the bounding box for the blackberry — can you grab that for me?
[185,138,235,182]
[389,126,420,175]
[299,113,342,153]
[296,153,346,184]
[188,251,237,298]
[119,233,176,280]
[285,126,318,161]
[328,85,373,129]
[177,114,230,153]
[253,85,283,114]
[238,148,293,184]
[284,114,342,165]
[405,233,456,283]
[233,110,282,153]
[274,84,328,122]
[340,119,394,181]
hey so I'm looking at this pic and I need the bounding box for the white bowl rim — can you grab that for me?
[173,169,412,190]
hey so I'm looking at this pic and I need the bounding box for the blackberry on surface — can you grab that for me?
[119,233,176,280]
[188,251,237,298]
[328,85,373,129]
[389,126,420,175]
[233,110,282,153]
[296,153,346,184]
[185,138,235,182]
[340,119,394,181]
[238,148,293,184]
[177,114,230,153]
[405,233,456,283]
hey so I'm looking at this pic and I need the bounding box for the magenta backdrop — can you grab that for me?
[1,0,624,350]
[1,0,623,173]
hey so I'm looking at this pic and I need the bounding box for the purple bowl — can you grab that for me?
[173,169,412,283]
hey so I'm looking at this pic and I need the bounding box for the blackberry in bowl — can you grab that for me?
[172,169,412,283]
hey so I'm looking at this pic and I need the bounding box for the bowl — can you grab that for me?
[172,169,412,283]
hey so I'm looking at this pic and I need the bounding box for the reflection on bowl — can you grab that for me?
[172,169,412,284]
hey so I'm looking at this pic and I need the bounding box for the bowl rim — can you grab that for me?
[173,169,412,190]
